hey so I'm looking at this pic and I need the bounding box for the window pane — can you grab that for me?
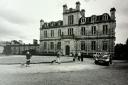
[81,27,85,35]
[50,42,54,50]
[103,25,108,34]
[57,42,61,50]
[103,41,108,51]
[92,26,96,35]
[81,41,85,50]
[44,42,47,49]
[91,41,96,50]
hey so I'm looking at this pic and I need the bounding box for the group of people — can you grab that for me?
[72,52,84,62]
[25,50,84,67]
[51,51,62,64]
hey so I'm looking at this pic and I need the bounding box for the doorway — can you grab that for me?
[65,45,70,55]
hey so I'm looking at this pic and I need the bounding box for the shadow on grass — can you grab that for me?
[0,60,74,65]
[33,60,74,64]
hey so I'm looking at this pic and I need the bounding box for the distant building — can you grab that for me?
[33,39,38,45]
[0,46,3,54]
[40,2,116,56]
[3,40,39,55]
[0,41,10,54]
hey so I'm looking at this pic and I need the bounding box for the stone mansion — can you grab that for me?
[39,1,116,56]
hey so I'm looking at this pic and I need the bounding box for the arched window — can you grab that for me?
[81,18,85,22]
[103,13,109,21]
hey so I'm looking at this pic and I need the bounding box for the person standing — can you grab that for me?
[56,51,61,64]
[81,52,84,62]
[26,51,32,67]
[78,52,81,61]
[73,53,77,61]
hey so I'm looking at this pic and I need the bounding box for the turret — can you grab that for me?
[63,4,67,13]
[33,39,38,45]
[110,7,116,21]
[76,1,80,11]
[40,19,44,28]
[81,9,85,17]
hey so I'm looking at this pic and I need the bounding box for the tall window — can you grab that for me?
[81,27,86,35]
[58,29,61,37]
[68,15,74,25]
[51,30,54,37]
[91,41,96,50]
[44,31,47,38]
[103,14,108,21]
[44,42,47,50]
[103,25,108,34]
[57,42,61,50]
[50,42,54,50]
[91,26,96,35]
[103,41,108,51]
[81,41,86,50]
[68,28,74,35]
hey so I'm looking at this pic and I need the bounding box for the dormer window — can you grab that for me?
[82,18,85,22]
[51,22,54,26]
[53,22,55,26]
[48,23,50,27]
[58,22,60,26]
[86,18,89,23]
[80,17,86,24]
[69,8,73,11]
[103,13,109,21]
[91,15,96,23]
[44,23,47,28]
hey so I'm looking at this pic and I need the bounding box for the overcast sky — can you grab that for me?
[0,0,128,44]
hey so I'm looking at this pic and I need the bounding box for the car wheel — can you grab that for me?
[94,61,98,64]
[106,62,110,66]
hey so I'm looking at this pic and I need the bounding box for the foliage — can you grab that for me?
[114,38,128,60]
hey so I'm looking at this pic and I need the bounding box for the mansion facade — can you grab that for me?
[40,2,116,56]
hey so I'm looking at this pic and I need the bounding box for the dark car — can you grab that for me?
[93,52,112,66]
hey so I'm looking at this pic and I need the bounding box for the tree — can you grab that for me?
[114,44,125,60]
[125,38,128,60]
[126,38,128,46]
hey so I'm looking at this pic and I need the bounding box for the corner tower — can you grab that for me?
[110,7,116,21]
[63,1,82,26]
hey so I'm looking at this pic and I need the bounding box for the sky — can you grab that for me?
[0,0,128,44]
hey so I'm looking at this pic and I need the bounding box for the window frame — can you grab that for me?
[81,41,86,50]
[102,41,108,51]
[81,27,86,35]
[91,41,96,50]
[91,26,96,35]
[103,25,108,35]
